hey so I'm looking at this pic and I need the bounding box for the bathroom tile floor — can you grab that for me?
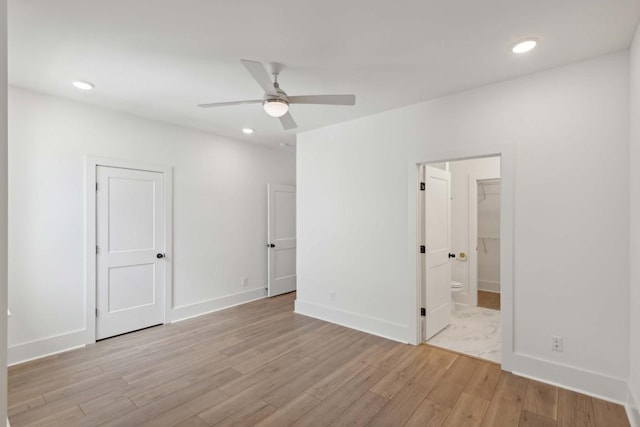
[427,305,501,363]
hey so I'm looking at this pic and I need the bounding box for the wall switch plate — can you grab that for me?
[242,276,248,287]
[552,336,563,352]
[458,252,467,260]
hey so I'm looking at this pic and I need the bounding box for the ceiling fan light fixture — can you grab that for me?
[263,99,289,117]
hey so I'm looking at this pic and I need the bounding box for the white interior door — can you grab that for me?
[268,184,296,297]
[423,165,452,340]
[96,166,165,339]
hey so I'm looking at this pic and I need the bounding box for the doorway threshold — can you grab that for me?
[426,306,501,364]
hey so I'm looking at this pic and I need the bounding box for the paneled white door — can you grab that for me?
[96,166,165,339]
[267,184,296,297]
[424,165,452,340]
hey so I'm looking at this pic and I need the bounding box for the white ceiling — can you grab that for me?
[8,0,640,148]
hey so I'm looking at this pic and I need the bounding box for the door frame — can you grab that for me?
[409,144,515,372]
[85,156,173,344]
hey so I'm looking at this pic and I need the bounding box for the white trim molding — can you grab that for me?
[8,329,87,366]
[511,352,628,404]
[84,156,174,343]
[477,280,501,293]
[8,288,267,366]
[171,288,267,323]
[628,385,640,427]
[295,299,410,344]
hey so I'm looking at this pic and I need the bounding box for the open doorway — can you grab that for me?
[476,178,501,310]
[419,156,502,363]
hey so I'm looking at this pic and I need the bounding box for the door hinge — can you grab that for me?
[96,182,98,191]
[420,182,425,191]
[96,245,99,254]
[420,245,425,254]
[420,308,426,317]
[95,308,98,317]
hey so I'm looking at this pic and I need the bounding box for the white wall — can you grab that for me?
[7,87,295,364]
[628,21,640,426]
[449,157,500,304]
[0,0,7,422]
[297,52,630,401]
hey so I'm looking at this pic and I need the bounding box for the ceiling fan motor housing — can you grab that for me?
[264,84,288,102]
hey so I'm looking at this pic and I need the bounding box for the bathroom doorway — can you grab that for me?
[419,156,502,363]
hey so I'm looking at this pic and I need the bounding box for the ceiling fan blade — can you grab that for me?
[288,95,356,106]
[279,112,297,130]
[241,59,276,95]
[198,100,262,108]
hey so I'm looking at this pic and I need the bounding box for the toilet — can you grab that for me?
[451,281,463,312]
[451,280,463,293]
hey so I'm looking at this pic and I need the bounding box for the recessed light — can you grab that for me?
[512,39,537,54]
[279,143,289,147]
[242,128,254,134]
[72,80,95,90]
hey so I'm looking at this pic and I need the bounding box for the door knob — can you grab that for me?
[268,244,275,248]
[156,253,165,259]
[448,253,456,259]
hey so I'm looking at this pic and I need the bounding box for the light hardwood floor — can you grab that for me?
[478,291,501,311]
[8,292,629,427]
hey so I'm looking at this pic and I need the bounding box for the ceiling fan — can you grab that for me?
[198,59,356,130]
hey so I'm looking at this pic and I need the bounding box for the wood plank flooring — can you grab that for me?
[8,292,628,427]
[478,291,501,310]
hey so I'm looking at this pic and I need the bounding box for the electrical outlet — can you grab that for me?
[552,336,563,352]
[241,276,248,287]
[329,289,335,302]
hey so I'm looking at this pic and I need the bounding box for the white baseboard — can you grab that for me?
[171,287,267,323]
[8,289,267,366]
[8,329,87,366]
[511,352,628,404]
[294,301,627,405]
[294,299,409,344]
[628,385,640,427]
[478,280,500,292]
